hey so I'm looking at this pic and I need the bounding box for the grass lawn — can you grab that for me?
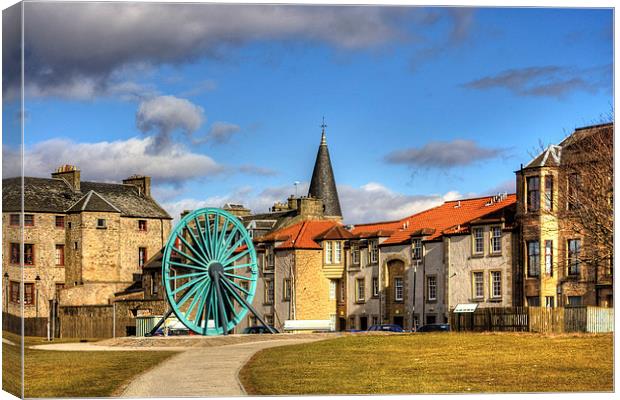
[240,333,613,394]
[2,332,178,398]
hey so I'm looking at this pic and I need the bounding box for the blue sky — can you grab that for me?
[2,3,613,223]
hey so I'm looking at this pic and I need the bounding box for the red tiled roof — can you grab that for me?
[257,220,343,250]
[380,194,517,245]
[350,219,403,237]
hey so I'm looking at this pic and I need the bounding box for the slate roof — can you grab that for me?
[66,190,121,213]
[2,177,172,219]
[380,194,517,246]
[308,129,342,217]
[257,220,343,250]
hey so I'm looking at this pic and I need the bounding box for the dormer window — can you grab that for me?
[412,239,422,260]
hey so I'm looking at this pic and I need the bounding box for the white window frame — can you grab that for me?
[369,240,378,264]
[427,276,437,301]
[472,227,484,255]
[372,277,379,298]
[356,278,365,302]
[490,271,502,299]
[325,241,333,264]
[473,271,484,299]
[351,242,360,265]
[412,238,422,260]
[329,280,336,300]
[334,241,342,263]
[394,277,403,301]
[490,226,502,254]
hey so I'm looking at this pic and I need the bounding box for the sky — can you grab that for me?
[1,2,614,224]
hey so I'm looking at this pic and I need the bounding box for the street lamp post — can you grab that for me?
[3,272,8,313]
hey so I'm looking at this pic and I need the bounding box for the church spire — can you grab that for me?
[308,118,342,218]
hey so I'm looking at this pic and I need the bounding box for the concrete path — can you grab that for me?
[120,338,320,397]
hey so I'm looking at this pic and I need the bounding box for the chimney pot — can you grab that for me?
[51,164,81,192]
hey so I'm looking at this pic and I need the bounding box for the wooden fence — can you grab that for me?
[59,305,114,338]
[2,312,49,337]
[451,306,613,333]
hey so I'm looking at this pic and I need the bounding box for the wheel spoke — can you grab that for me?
[175,276,208,308]
[171,275,207,297]
[221,282,239,322]
[214,217,231,259]
[193,217,213,261]
[220,278,249,310]
[223,263,254,271]
[219,236,247,265]
[218,225,240,262]
[201,283,213,333]
[222,276,251,295]
[222,247,251,267]
[223,272,256,281]
[212,214,220,260]
[185,279,209,320]
[193,280,211,327]
[168,260,207,271]
[166,271,207,281]
[185,225,211,263]
[177,234,210,266]
[171,246,209,269]
[211,286,219,330]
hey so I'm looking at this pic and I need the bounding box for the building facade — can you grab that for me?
[2,165,172,334]
[516,123,613,308]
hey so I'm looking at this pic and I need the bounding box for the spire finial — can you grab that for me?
[320,117,327,145]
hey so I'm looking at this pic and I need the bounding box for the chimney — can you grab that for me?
[123,175,151,197]
[52,164,81,192]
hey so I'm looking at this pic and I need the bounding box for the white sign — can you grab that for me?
[453,303,479,313]
[284,319,333,331]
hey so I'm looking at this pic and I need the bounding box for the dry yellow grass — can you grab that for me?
[240,332,613,394]
[2,331,178,398]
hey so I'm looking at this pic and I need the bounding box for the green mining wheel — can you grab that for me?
[162,208,257,335]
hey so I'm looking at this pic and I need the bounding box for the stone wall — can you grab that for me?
[294,249,335,321]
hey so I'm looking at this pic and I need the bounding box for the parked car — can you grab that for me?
[242,325,280,334]
[415,323,451,332]
[368,324,404,333]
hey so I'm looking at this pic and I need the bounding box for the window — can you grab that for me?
[349,317,356,330]
[324,241,332,264]
[394,277,403,301]
[68,222,72,229]
[10,243,35,265]
[526,176,540,212]
[527,296,540,307]
[527,241,540,277]
[265,314,274,326]
[545,296,555,308]
[372,277,379,298]
[412,238,422,260]
[472,227,484,255]
[427,276,437,301]
[55,216,65,228]
[151,277,159,296]
[9,214,19,226]
[567,173,581,210]
[283,278,291,301]
[138,220,147,231]
[356,278,365,302]
[567,239,581,276]
[567,296,582,306]
[490,271,502,298]
[490,226,502,254]
[339,279,345,303]
[138,247,147,268]
[334,241,342,263]
[55,244,65,266]
[351,243,360,265]
[329,280,336,300]
[74,241,79,250]
[372,316,379,326]
[266,246,274,268]
[24,214,34,227]
[544,175,554,211]
[264,279,274,304]
[473,272,484,299]
[545,240,553,276]
[10,281,34,305]
[369,240,378,264]
[97,218,107,229]
[240,280,249,292]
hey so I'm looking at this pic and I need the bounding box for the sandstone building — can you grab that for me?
[2,165,171,335]
[515,123,613,308]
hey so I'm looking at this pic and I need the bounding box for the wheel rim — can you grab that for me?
[162,208,257,335]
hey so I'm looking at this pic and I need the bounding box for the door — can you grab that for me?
[393,316,404,329]
[359,316,368,330]
[338,318,346,331]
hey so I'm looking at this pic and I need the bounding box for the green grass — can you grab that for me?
[2,333,178,398]
[240,333,613,394]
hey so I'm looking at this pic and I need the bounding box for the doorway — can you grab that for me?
[359,316,368,330]
[393,316,404,329]
[338,317,346,331]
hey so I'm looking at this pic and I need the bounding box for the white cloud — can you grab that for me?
[136,95,205,153]
[4,137,222,184]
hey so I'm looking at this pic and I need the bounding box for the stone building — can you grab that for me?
[2,165,172,335]
[515,123,613,308]
[347,194,517,330]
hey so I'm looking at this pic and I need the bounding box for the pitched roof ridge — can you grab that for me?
[65,191,90,212]
[293,220,310,245]
[81,190,95,211]
[89,190,122,213]
[352,218,401,227]
[443,193,516,203]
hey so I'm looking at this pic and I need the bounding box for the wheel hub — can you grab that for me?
[208,262,224,280]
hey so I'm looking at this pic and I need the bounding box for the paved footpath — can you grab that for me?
[120,338,320,397]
